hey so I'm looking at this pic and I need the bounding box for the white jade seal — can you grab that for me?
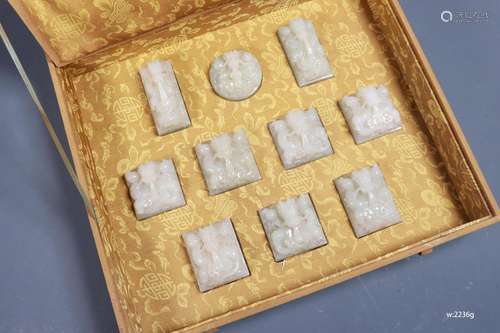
[209,50,263,101]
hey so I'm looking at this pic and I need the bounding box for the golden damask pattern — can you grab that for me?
[368,0,490,220]
[63,0,302,73]
[10,0,234,64]
[46,0,490,332]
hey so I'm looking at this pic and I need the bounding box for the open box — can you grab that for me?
[8,0,499,332]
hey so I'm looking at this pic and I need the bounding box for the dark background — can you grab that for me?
[0,0,498,332]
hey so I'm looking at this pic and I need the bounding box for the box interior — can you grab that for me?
[38,0,493,332]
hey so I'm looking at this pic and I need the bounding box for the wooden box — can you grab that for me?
[8,0,499,332]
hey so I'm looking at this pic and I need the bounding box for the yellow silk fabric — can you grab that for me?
[25,0,489,331]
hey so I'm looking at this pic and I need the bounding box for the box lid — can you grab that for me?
[8,0,232,66]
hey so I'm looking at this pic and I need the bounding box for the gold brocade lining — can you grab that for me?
[45,0,492,332]
[65,0,306,74]
[368,0,490,220]
[8,0,235,65]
